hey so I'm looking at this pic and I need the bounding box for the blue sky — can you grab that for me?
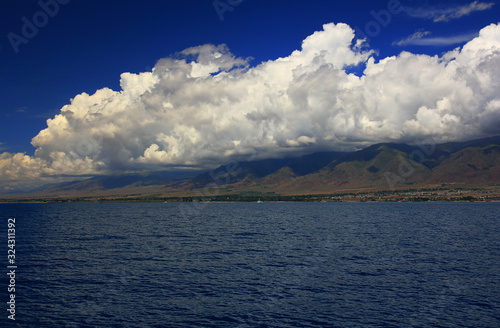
[1,0,497,154]
[0,0,499,190]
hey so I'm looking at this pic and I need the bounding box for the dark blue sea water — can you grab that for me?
[0,202,499,327]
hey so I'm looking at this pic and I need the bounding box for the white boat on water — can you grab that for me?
[257,199,263,203]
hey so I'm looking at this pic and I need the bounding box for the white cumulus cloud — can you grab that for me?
[1,22,500,191]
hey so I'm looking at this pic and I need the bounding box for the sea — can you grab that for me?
[0,202,499,327]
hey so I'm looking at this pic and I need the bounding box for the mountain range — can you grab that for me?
[5,136,500,199]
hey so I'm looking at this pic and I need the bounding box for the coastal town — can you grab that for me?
[2,187,499,203]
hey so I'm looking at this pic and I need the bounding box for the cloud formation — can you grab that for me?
[394,31,478,46]
[404,1,495,22]
[393,30,432,46]
[1,22,500,190]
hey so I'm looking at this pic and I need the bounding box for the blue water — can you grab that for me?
[0,202,499,327]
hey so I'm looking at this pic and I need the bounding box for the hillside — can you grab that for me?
[3,136,499,199]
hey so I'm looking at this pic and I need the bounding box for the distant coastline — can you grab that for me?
[1,187,498,203]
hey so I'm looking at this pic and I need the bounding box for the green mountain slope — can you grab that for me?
[7,136,500,198]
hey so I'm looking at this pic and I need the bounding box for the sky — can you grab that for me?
[0,0,499,191]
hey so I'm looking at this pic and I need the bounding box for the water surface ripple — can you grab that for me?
[1,202,499,327]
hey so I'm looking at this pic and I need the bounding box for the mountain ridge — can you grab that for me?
[3,136,500,199]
